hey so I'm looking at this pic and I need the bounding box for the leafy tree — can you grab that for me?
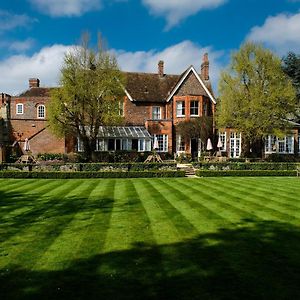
[48,34,125,160]
[282,52,300,102]
[217,42,297,156]
[176,116,213,146]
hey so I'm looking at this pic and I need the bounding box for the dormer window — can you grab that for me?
[16,103,23,115]
[37,105,45,119]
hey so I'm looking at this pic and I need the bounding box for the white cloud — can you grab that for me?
[0,10,35,32]
[247,12,300,54]
[0,45,73,95]
[142,0,227,29]
[28,0,102,17]
[9,39,36,52]
[113,40,224,90]
[0,41,223,95]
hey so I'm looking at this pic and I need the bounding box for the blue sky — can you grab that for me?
[1,0,300,94]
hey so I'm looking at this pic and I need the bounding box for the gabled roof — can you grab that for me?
[166,66,216,104]
[124,72,179,103]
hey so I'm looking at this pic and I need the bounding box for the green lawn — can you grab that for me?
[1,177,300,299]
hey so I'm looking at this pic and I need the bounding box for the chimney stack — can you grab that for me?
[29,78,40,88]
[201,53,209,80]
[158,60,164,77]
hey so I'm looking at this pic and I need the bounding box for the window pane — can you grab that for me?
[16,104,23,114]
[152,107,161,120]
[190,101,199,116]
[38,105,45,118]
[176,101,185,116]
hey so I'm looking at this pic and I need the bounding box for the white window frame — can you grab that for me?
[265,135,294,154]
[176,101,185,117]
[152,106,161,120]
[16,103,23,115]
[37,105,45,119]
[190,100,199,116]
[219,132,226,152]
[230,132,241,158]
[153,134,168,152]
[77,137,84,152]
[176,135,185,153]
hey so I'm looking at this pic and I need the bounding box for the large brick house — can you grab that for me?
[1,53,299,162]
[0,54,217,161]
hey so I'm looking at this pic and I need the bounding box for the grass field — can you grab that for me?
[1,177,300,299]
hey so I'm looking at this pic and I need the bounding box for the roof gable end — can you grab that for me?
[166,66,216,104]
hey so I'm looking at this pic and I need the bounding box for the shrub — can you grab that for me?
[193,162,300,171]
[196,170,297,177]
[0,170,185,179]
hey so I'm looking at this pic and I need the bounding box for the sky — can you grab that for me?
[0,0,300,95]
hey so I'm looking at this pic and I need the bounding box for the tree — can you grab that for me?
[48,34,125,160]
[176,116,213,146]
[282,52,300,102]
[217,42,297,157]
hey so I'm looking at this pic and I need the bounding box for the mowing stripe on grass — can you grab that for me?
[158,179,236,232]
[0,180,66,221]
[197,179,300,223]
[141,179,199,238]
[102,179,155,253]
[0,180,87,269]
[175,178,261,223]
[33,180,101,271]
[134,179,181,245]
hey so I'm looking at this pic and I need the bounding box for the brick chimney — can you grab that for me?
[29,78,40,88]
[201,53,209,80]
[158,60,164,77]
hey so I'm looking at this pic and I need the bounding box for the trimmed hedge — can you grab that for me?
[0,162,177,172]
[196,170,297,177]
[0,170,185,179]
[193,162,300,171]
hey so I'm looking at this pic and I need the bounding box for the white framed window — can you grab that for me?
[190,101,199,116]
[37,105,45,119]
[16,103,23,115]
[152,106,161,120]
[96,139,108,151]
[176,101,185,117]
[265,135,294,154]
[153,134,168,152]
[219,132,226,152]
[176,135,185,152]
[230,132,241,158]
[77,137,84,152]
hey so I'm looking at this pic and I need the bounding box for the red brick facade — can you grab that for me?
[1,54,217,159]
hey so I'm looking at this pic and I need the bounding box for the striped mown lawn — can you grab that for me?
[1,177,300,299]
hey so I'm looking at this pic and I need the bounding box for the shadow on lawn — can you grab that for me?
[2,218,300,300]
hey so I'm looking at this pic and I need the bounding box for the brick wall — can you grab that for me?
[10,97,47,120]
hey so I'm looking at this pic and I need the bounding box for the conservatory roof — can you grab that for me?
[97,126,152,139]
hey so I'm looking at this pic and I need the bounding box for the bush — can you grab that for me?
[0,170,185,179]
[193,162,300,171]
[265,153,300,162]
[196,170,297,177]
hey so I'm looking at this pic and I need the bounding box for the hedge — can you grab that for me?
[193,162,300,171]
[0,170,185,179]
[196,170,297,177]
[0,162,177,172]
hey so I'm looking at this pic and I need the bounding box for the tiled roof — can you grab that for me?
[124,72,180,102]
[15,68,214,102]
[18,88,54,97]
